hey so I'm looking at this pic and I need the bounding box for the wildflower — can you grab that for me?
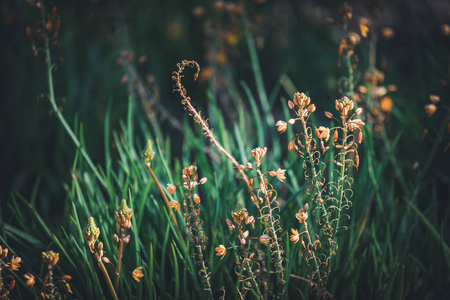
[23,273,35,289]
[429,95,440,104]
[168,200,180,212]
[251,147,267,167]
[275,120,287,133]
[290,229,299,243]
[215,245,227,259]
[199,177,207,184]
[295,210,308,224]
[348,32,360,45]
[359,17,370,38]
[325,111,333,119]
[245,215,255,228]
[269,168,286,182]
[382,27,394,40]
[424,104,437,116]
[167,184,176,195]
[348,119,365,130]
[193,194,201,204]
[259,234,270,245]
[380,96,394,113]
[132,267,144,282]
[42,251,59,267]
[317,126,330,141]
[9,256,21,271]
[375,86,387,98]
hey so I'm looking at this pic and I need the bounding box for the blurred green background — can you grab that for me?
[1,0,448,218]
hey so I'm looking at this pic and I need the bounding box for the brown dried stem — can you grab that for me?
[172,60,257,205]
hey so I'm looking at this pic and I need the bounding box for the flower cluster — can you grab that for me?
[0,245,21,299]
[167,165,213,298]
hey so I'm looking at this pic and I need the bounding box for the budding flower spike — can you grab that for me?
[142,139,155,167]
[83,217,100,249]
[115,199,134,229]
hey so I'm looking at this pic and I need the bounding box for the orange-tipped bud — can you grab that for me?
[325,111,333,119]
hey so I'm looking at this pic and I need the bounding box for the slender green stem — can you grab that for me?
[94,251,118,300]
[195,244,214,300]
[146,164,185,249]
[114,229,125,292]
[243,260,264,300]
[257,171,285,298]
[303,221,323,290]
[44,37,106,188]
[301,120,330,227]
[328,118,348,275]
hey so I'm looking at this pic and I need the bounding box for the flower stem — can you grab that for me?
[145,164,186,249]
[114,229,125,293]
[94,251,118,300]
[44,36,106,188]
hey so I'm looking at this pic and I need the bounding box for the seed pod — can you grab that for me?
[356,154,360,167]
[358,131,363,143]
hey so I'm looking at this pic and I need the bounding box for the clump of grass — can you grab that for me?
[83,201,143,300]
[173,60,289,298]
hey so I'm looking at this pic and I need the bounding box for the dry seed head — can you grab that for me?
[83,217,100,247]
